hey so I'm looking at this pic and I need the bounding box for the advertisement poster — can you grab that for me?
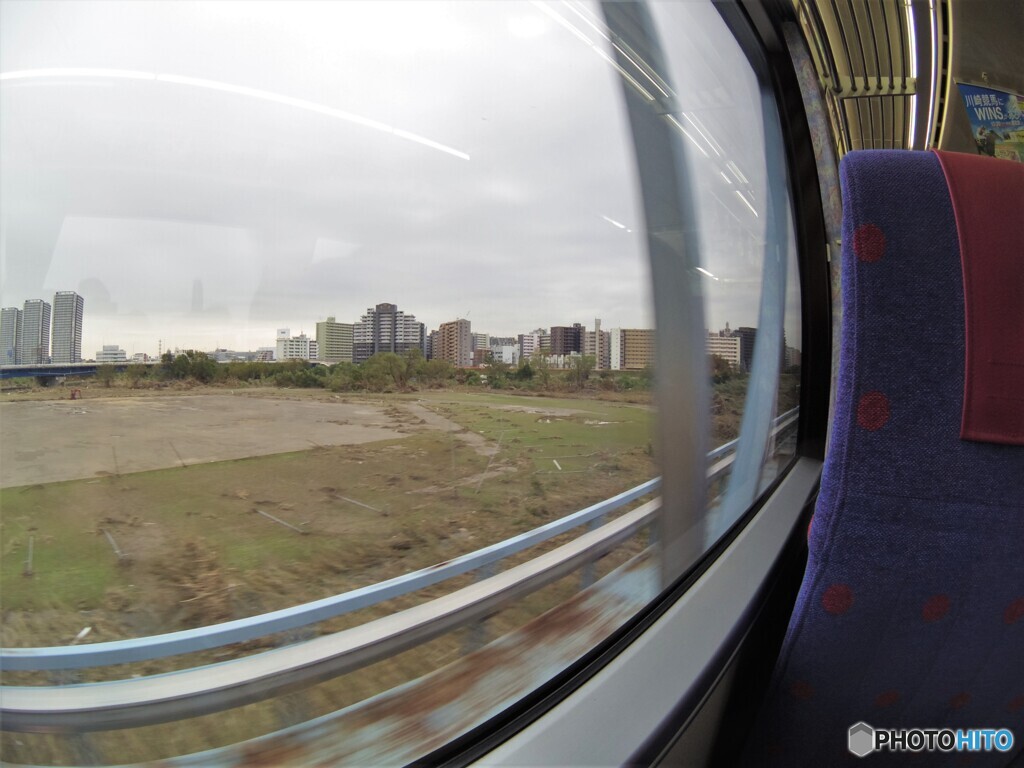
[956,82,1024,163]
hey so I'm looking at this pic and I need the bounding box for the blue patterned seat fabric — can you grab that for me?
[743,150,1024,766]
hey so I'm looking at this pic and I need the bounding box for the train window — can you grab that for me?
[639,1,802,558]
[0,1,798,763]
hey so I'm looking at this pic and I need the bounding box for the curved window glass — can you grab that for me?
[644,1,803,546]
[0,1,799,764]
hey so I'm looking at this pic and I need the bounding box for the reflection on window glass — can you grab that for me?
[0,0,795,764]
[645,1,802,542]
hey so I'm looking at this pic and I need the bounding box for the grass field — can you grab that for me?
[0,377,800,764]
[1,390,656,650]
[1,388,661,764]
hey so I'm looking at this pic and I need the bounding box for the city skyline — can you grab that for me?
[2,1,801,361]
[1,288,800,365]
[3,287,664,360]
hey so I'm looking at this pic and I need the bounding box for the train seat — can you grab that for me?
[743,149,1024,766]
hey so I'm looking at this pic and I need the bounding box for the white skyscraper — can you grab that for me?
[18,299,51,364]
[51,291,85,364]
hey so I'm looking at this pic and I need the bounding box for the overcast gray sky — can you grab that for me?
[1,0,800,358]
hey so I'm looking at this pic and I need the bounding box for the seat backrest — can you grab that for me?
[744,149,1024,766]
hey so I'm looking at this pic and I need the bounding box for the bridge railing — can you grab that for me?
[0,362,102,380]
[0,408,798,733]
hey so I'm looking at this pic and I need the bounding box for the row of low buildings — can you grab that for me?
[1,292,85,365]
[272,302,793,373]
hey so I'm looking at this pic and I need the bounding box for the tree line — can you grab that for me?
[96,349,654,394]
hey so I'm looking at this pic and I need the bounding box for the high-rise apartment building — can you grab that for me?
[471,332,490,352]
[51,291,85,364]
[622,328,655,370]
[425,330,438,360]
[518,329,545,359]
[707,333,742,369]
[609,328,655,371]
[1,307,22,365]
[316,317,354,363]
[276,333,317,361]
[353,303,424,364]
[18,299,51,364]
[550,323,585,355]
[436,318,472,368]
[584,321,611,370]
[735,327,757,372]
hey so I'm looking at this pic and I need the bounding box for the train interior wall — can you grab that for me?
[652,2,1023,765]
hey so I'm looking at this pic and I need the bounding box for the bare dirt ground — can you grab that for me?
[0,395,407,488]
[404,400,500,457]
